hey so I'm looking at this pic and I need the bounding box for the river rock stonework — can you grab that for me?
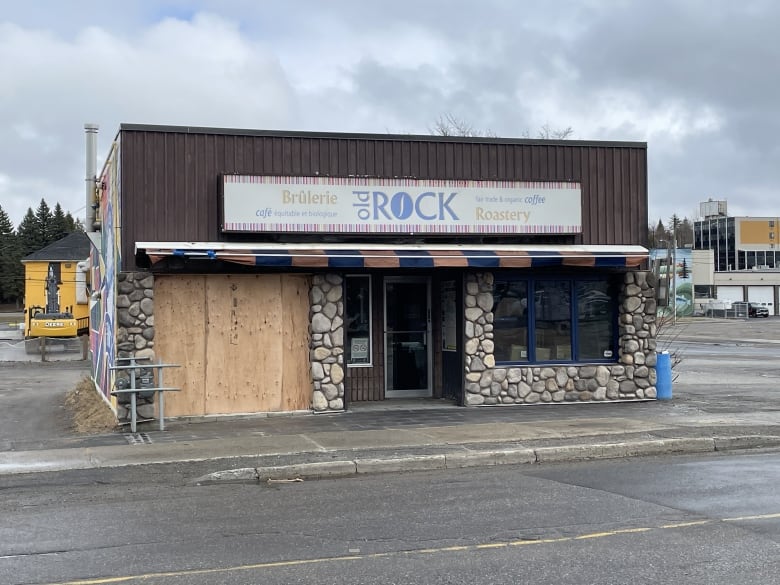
[309,274,345,412]
[464,271,657,406]
[115,272,156,420]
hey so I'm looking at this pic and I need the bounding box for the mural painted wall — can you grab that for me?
[651,248,693,317]
[90,138,120,401]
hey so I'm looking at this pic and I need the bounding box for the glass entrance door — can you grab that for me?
[384,278,431,398]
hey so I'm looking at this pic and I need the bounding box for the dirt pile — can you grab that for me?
[65,377,119,434]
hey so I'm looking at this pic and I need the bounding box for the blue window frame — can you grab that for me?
[493,275,618,364]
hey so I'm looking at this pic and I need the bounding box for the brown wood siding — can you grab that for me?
[119,128,647,271]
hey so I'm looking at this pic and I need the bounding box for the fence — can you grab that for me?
[700,302,749,319]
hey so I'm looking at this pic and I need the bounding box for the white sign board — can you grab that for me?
[350,337,369,360]
[222,175,581,235]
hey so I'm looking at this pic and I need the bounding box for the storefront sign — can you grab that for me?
[222,175,581,235]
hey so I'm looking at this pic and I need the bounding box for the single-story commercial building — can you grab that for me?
[87,124,655,418]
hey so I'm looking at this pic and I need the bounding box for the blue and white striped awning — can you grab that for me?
[138,242,648,269]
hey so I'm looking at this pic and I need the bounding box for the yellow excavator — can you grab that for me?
[25,264,80,353]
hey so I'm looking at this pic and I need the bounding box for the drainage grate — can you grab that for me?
[124,433,153,445]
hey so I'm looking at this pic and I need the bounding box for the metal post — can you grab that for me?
[130,392,137,433]
[129,357,137,433]
[672,235,677,326]
[84,123,99,232]
[158,360,165,431]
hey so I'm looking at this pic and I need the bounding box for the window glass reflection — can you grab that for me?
[345,276,371,365]
[577,281,615,360]
[492,280,528,362]
[492,276,617,364]
[534,280,571,361]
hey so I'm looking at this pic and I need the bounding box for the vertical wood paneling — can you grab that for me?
[120,129,648,269]
[291,139,302,176]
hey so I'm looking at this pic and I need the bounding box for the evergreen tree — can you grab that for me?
[50,203,70,242]
[0,204,13,237]
[680,258,690,279]
[65,211,77,232]
[34,199,55,246]
[679,218,694,248]
[16,208,40,255]
[0,205,20,303]
[668,214,681,248]
[647,219,668,249]
[2,200,81,305]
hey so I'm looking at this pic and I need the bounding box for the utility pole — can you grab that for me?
[672,234,677,326]
[671,216,679,326]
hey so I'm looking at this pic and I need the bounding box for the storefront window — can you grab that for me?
[493,276,616,364]
[577,280,615,360]
[535,280,572,361]
[345,275,371,366]
[492,280,529,362]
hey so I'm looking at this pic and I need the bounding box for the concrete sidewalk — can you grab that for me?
[2,396,779,481]
[2,317,780,481]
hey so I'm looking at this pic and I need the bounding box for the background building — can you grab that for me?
[694,200,780,313]
[21,232,91,349]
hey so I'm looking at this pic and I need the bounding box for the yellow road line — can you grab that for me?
[661,520,711,529]
[722,512,780,522]
[41,512,780,585]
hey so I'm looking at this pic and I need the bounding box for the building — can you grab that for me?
[87,124,656,419]
[21,232,91,337]
[694,200,780,312]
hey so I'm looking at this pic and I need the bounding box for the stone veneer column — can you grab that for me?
[309,274,345,412]
[115,271,156,420]
[463,271,657,405]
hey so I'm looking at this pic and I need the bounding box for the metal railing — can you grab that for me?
[109,357,180,433]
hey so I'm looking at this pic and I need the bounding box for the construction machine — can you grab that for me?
[24,264,82,354]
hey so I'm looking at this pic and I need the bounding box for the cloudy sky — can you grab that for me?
[1,0,778,229]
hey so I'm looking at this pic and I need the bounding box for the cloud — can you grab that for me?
[2,1,780,229]
[0,12,294,225]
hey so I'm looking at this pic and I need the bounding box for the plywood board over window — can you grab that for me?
[155,274,312,416]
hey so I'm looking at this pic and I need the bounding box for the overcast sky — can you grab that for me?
[1,0,778,229]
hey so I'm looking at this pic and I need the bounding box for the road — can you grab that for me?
[1,451,778,585]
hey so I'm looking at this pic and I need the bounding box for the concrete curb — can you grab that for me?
[534,437,715,463]
[192,435,780,485]
[713,435,780,451]
[356,454,446,475]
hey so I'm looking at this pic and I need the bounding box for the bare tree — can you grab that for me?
[430,114,573,140]
[429,113,497,137]
[525,123,575,140]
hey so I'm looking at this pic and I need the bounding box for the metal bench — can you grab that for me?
[109,357,180,432]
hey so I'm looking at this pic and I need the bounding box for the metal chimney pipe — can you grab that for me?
[84,123,99,232]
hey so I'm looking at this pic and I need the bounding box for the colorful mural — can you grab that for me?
[650,248,693,317]
[90,138,120,400]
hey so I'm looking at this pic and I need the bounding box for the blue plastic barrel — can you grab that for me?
[656,351,673,400]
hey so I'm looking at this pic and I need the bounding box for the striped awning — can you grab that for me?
[137,242,648,269]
